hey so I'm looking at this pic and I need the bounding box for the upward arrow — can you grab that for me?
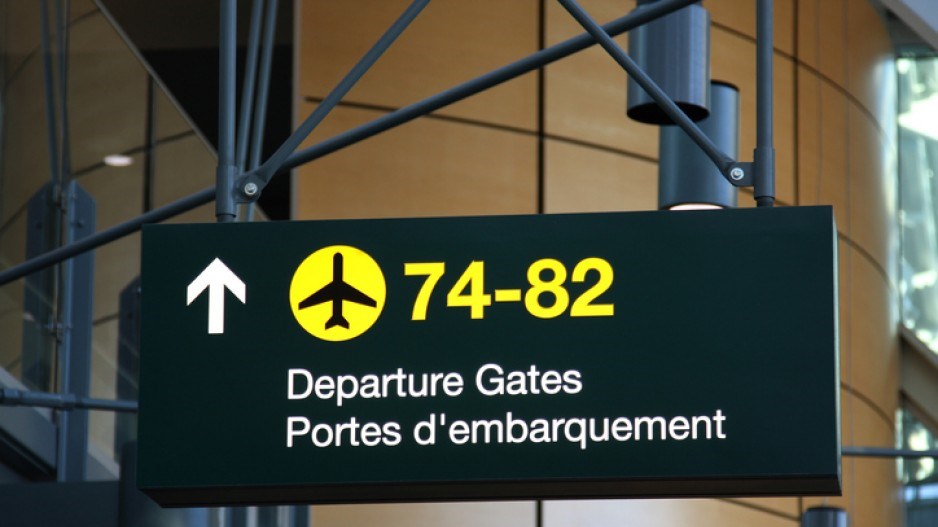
[186,258,246,335]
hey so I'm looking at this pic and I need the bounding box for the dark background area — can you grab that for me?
[100,0,294,220]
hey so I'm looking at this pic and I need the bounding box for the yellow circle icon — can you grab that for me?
[289,245,386,341]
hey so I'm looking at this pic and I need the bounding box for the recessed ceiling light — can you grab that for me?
[104,154,133,167]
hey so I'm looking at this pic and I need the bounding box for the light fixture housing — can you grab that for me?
[658,81,739,210]
[627,0,710,124]
[801,506,848,527]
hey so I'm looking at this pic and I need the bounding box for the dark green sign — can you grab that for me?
[138,207,840,506]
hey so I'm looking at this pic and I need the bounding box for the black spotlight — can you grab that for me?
[658,81,738,210]
[627,0,710,124]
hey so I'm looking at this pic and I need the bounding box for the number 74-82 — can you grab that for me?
[403,258,614,321]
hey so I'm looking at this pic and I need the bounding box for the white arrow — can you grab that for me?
[186,258,246,335]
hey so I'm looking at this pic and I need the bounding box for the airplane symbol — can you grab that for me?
[297,251,377,329]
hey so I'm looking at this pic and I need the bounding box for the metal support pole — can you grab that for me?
[280,0,698,173]
[0,388,138,413]
[55,191,77,482]
[237,0,265,172]
[0,0,697,286]
[216,0,238,222]
[143,77,156,212]
[843,446,938,458]
[243,0,431,195]
[55,0,71,184]
[22,185,59,392]
[247,0,279,222]
[556,0,739,183]
[39,0,60,188]
[55,181,95,482]
[754,0,775,207]
[249,0,278,172]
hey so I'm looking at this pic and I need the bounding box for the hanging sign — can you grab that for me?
[138,206,840,506]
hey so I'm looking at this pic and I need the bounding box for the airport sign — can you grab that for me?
[138,206,840,506]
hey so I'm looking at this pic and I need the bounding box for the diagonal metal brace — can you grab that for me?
[556,0,745,187]
[235,0,431,202]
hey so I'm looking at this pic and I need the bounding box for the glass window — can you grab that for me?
[899,56,938,353]
[899,406,938,527]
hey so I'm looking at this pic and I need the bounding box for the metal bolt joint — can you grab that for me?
[723,162,754,188]
[234,173,265,203]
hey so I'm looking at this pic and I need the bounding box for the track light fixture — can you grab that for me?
[627,0,710,124]
[658,81,739,210]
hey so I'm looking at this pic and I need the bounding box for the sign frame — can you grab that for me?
[139,207,841,506]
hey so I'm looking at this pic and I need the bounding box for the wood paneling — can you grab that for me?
[294,104,537,219]
[544,0,657,160]
[847,103,898,280]
[797,0,849,89]
[299,0,538,131]
[725,497,799,520]
[846,0,896,131]
[848,243,900,422]
[545,498,797,527]
[313,502,535,527]
[796,68,849,229]
[544,139,656,213]
[839,239,851,382]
